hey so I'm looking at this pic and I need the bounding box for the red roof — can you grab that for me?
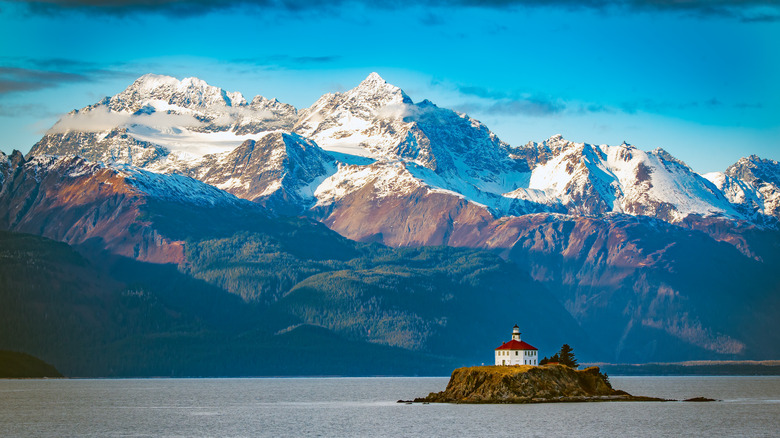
[495,340,538,351]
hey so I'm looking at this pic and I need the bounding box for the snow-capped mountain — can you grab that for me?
[294,73,531,217]
[31,74,297,167]
[105,73,247,112]
[294,73,518,176]
[704,155,780,221]
[29,74,326,211]
[507,135,739,222]
[290,73,751,228]
[26,72,777,245]
[5,147,779,364]
[8,74,780,365]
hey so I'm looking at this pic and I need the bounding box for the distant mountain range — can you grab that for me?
[2,73,779,375]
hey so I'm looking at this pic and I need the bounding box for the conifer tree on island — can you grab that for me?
[558,344,578,368]
[540,344,578,368]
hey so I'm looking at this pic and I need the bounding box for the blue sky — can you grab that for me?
[0,0,778,173]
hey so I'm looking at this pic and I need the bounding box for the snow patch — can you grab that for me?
[116,164,248,207]
[127,125,269,158]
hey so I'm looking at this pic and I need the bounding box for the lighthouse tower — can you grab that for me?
[495,324,538,366]
[512,325,521,341]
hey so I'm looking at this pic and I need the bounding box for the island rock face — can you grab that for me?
[416,365,657,403]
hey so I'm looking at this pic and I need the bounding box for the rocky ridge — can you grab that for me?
[190,132,336,213]
[27,72,776,228]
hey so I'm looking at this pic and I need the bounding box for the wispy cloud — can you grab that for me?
[0,66,89,94]
[445,80,762,119]
[458,98,566,117]
[449,83,566,117]
[47,106,205,133]
[0,58,134,96]
[574,103,617,114]
[0,102,56,118]
[618,97,762,114]
[455,85,513,101]
[232,55,341,69]
[14,0,780,21]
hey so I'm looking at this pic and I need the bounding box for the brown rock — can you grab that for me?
[414,365,667,404]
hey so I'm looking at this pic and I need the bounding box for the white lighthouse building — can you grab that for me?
[494,325,538,366]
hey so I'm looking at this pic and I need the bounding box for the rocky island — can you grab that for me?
[413,364,669,404]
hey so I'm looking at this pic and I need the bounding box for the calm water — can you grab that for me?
[1,376,779,437]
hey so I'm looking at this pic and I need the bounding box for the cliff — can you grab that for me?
[415,365,664,403]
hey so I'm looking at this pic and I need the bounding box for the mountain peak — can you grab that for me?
[130,74,212,92]
[730,154,777,170]
[131,73,180,90]
[361,72,386,86]
[746,154,769,164]
[351,72,410,102]
[111,74,247,111]
[544,134,576,150]
[726,154,780,183]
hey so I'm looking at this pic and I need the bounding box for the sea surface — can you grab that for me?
[1,376,779,437]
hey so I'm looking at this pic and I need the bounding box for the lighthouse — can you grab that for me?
[494,325,538,366]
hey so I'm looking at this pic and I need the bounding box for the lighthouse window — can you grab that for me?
[515,352,518,356]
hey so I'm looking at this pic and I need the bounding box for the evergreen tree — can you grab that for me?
[558,344,578,368]
[600,371,612,388]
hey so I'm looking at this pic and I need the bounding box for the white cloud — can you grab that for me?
[209,105,275,126]
[375,102,440,120]
[47,106,205,134]
[48,107,130,133]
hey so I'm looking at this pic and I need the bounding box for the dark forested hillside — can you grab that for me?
[0,222,587,376]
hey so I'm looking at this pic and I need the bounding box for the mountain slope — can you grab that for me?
[193,132,336,213]
[0,351,63,378]
[0,151,248,263]
[0,153,594,374]
[494,213,780,361]
[13,73,780,366]
[0,229,459,376]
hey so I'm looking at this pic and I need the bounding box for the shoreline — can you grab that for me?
[587,361,780,376]
[410,365,723,404]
